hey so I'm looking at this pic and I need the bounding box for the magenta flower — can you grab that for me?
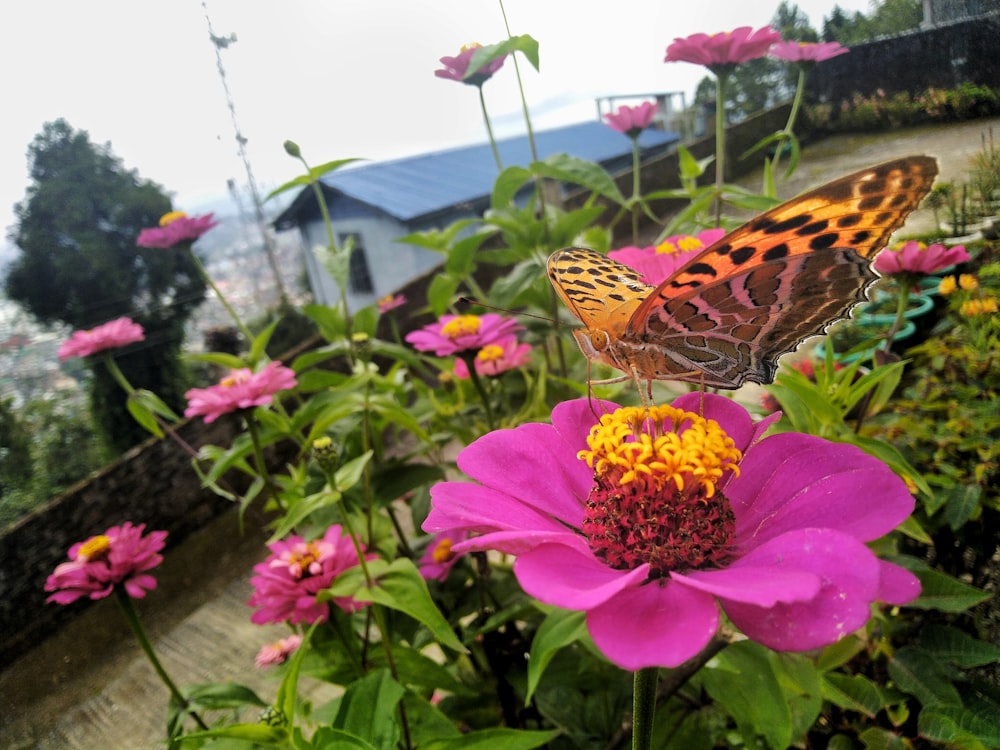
[419,531,469,582]
[45,522,167,605]
[184,361,297,424]
[609,228,726,285]
[247,525,370,625]
[137,211,219,249]
[57,317,145,362]
[435,42,506,87]
[377,293,406,313]
[255,634,303,669]
[873,240,970,276]
[604,101,658,138]
[453,335,532,379]
[665,26,782,71]
[424,395,918,670]
[405,313,522,357]
[770,40,849,64]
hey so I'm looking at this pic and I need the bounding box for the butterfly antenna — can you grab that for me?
[458,297,556,324]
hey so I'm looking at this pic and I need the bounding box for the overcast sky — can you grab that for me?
[0,0,872,239]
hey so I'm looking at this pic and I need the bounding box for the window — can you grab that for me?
[338,232,374,294]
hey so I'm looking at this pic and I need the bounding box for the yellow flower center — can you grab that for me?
[77,534,111,561]
[378,294,395,307]
[286,542,323,578]
[220,370,252,388]
[655,235,704,255]
[352,332,370,343]
[477,344,504,363]
[460,42,483,53]
[440,315,482,339]
[432,538,455,564]
[158,211,187,226]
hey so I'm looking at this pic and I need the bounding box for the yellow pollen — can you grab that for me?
[460,42,483,52]
[938,275,957,295]
[313,436,333,451]
[577,405,741,498]
[432,538,455,564]
[958,274,979,291]
[378,294,394,306]
[440,315,482,339]
[77,534,111,561]
[676,235,705,252]
[291,542,322,572]
[655,240,678,255]
[158,211,187,226]
[477,344,504,362]
[220,369,251,388]
[352,332,370,343]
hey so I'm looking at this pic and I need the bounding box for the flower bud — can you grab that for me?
[283,140,302,158]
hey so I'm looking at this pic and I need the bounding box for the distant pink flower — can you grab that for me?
[873,241,970,276]
[609,228,726,285]
[419,531,469,582]
[58,317,145,362]
[405,313,522,357]
[424,394,918,670]
[45,522,167,604]
[137,211,219,249]
[665,26,782,71]
[247,525,371,625]
[770,40,849,64]
[255,635,303,669]
[435,43,506,87]
[604,101,658,138]
[453,335,532,379]
[377,293,406,313]
[184,361,297,424]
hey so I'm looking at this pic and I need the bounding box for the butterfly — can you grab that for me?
[547,155,938,389]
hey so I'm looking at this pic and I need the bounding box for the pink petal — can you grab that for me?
[423,482,569,538]
[672,564,820,607]
[876,560,921,605]
[514,543,651,610]
[587,581,720,669]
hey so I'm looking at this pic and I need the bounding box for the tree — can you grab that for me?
[823,0,922,43]
[0,397,33,502]
[4,120,207,451]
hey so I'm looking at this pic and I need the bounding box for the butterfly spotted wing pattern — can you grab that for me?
[548,155,938,388]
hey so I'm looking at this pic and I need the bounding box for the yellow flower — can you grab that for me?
[938,275,957,295]
[958,274,979,291]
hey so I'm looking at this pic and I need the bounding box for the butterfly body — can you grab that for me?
[548,155,938,388]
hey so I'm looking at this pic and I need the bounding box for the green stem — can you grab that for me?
[246,417,281,507]
[479,85,503,171]
[768,66,807,181]
[115,587,208,731]
[187,246,254,344]
[713,72,729,228]
[883,281,912,353]
[632,667,658,750]
[459,351,496,430]
[630,137,642,245]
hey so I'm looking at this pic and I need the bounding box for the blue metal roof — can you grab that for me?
[316,120,680,223]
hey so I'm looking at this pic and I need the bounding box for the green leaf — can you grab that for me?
[677,144,711,180]
[357,558,465,652]
[268,488,341,541]
[895,558,991,612]
[422,728,560,750]
[276,621,316,722]
[309,157,363,181]
[334,450,373,492]
[889,646,962,707]
[185,351,247,369]
[917,624,1000,669]
[821,673,888,718]
[307,727,378,749]
[332,669,405,749]
[174,723,287,746]
[531,153,625,204]
[126,393,163,437]
[428,273,460,316]
[942,484,982,530]
[266,158,362,201]
[184,681,267,710]
[919,705,1000,748]
[493,166,534,208]
[857,726,909,750]
[526,608,588,701]
[466,34,540,79]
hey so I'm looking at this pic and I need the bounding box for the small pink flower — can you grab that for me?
[45,522,167,604]
[770,40,849,64]
[604,101,658,138]
[405,313,522,357]
[255,634,303,668]
[57,317,145,362]
[453,335,532,379]
[609,228,726,285]
[137,211,219,249]
[419,531,469,582]
[665,26,782,71]
[247,525,371,625]
[184,361,297,423]
[435,43,506,87]
[377,293,406,313]
[873,241,970,276]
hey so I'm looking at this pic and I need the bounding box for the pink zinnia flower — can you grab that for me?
[604,101,658,138]
[419,531,469,582]
[247,525,371,625]
[255,634,303,668]
[377,293,406,313]
[45,522,167,604]
[57,317,145,362]
[405,313,522,357]
[424,394,918,670]
[435,42,506,87]
[873,240,970,276]
[609,228,726,285]
[770,40,849,64]
[453,335,532,379]
[137,211,219,249]
[184,361,297,423]
[665,26,782,71]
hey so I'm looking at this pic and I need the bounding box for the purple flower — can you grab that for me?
[45,522,167,604]
[609,228,726,285]
[377,293,406,313]
[604,101,658,138]
[419,531,469,582]
[665,26,782,72]
[874,240,970,276]
[435,43,506,87]
[424,395,918,670]
[255,635,303,669]
[137,211,219,249]
[57,317,145,362]
[405,313,522,357]
[770,40,849,64]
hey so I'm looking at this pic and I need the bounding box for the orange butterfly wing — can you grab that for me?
[549,155,939,388]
